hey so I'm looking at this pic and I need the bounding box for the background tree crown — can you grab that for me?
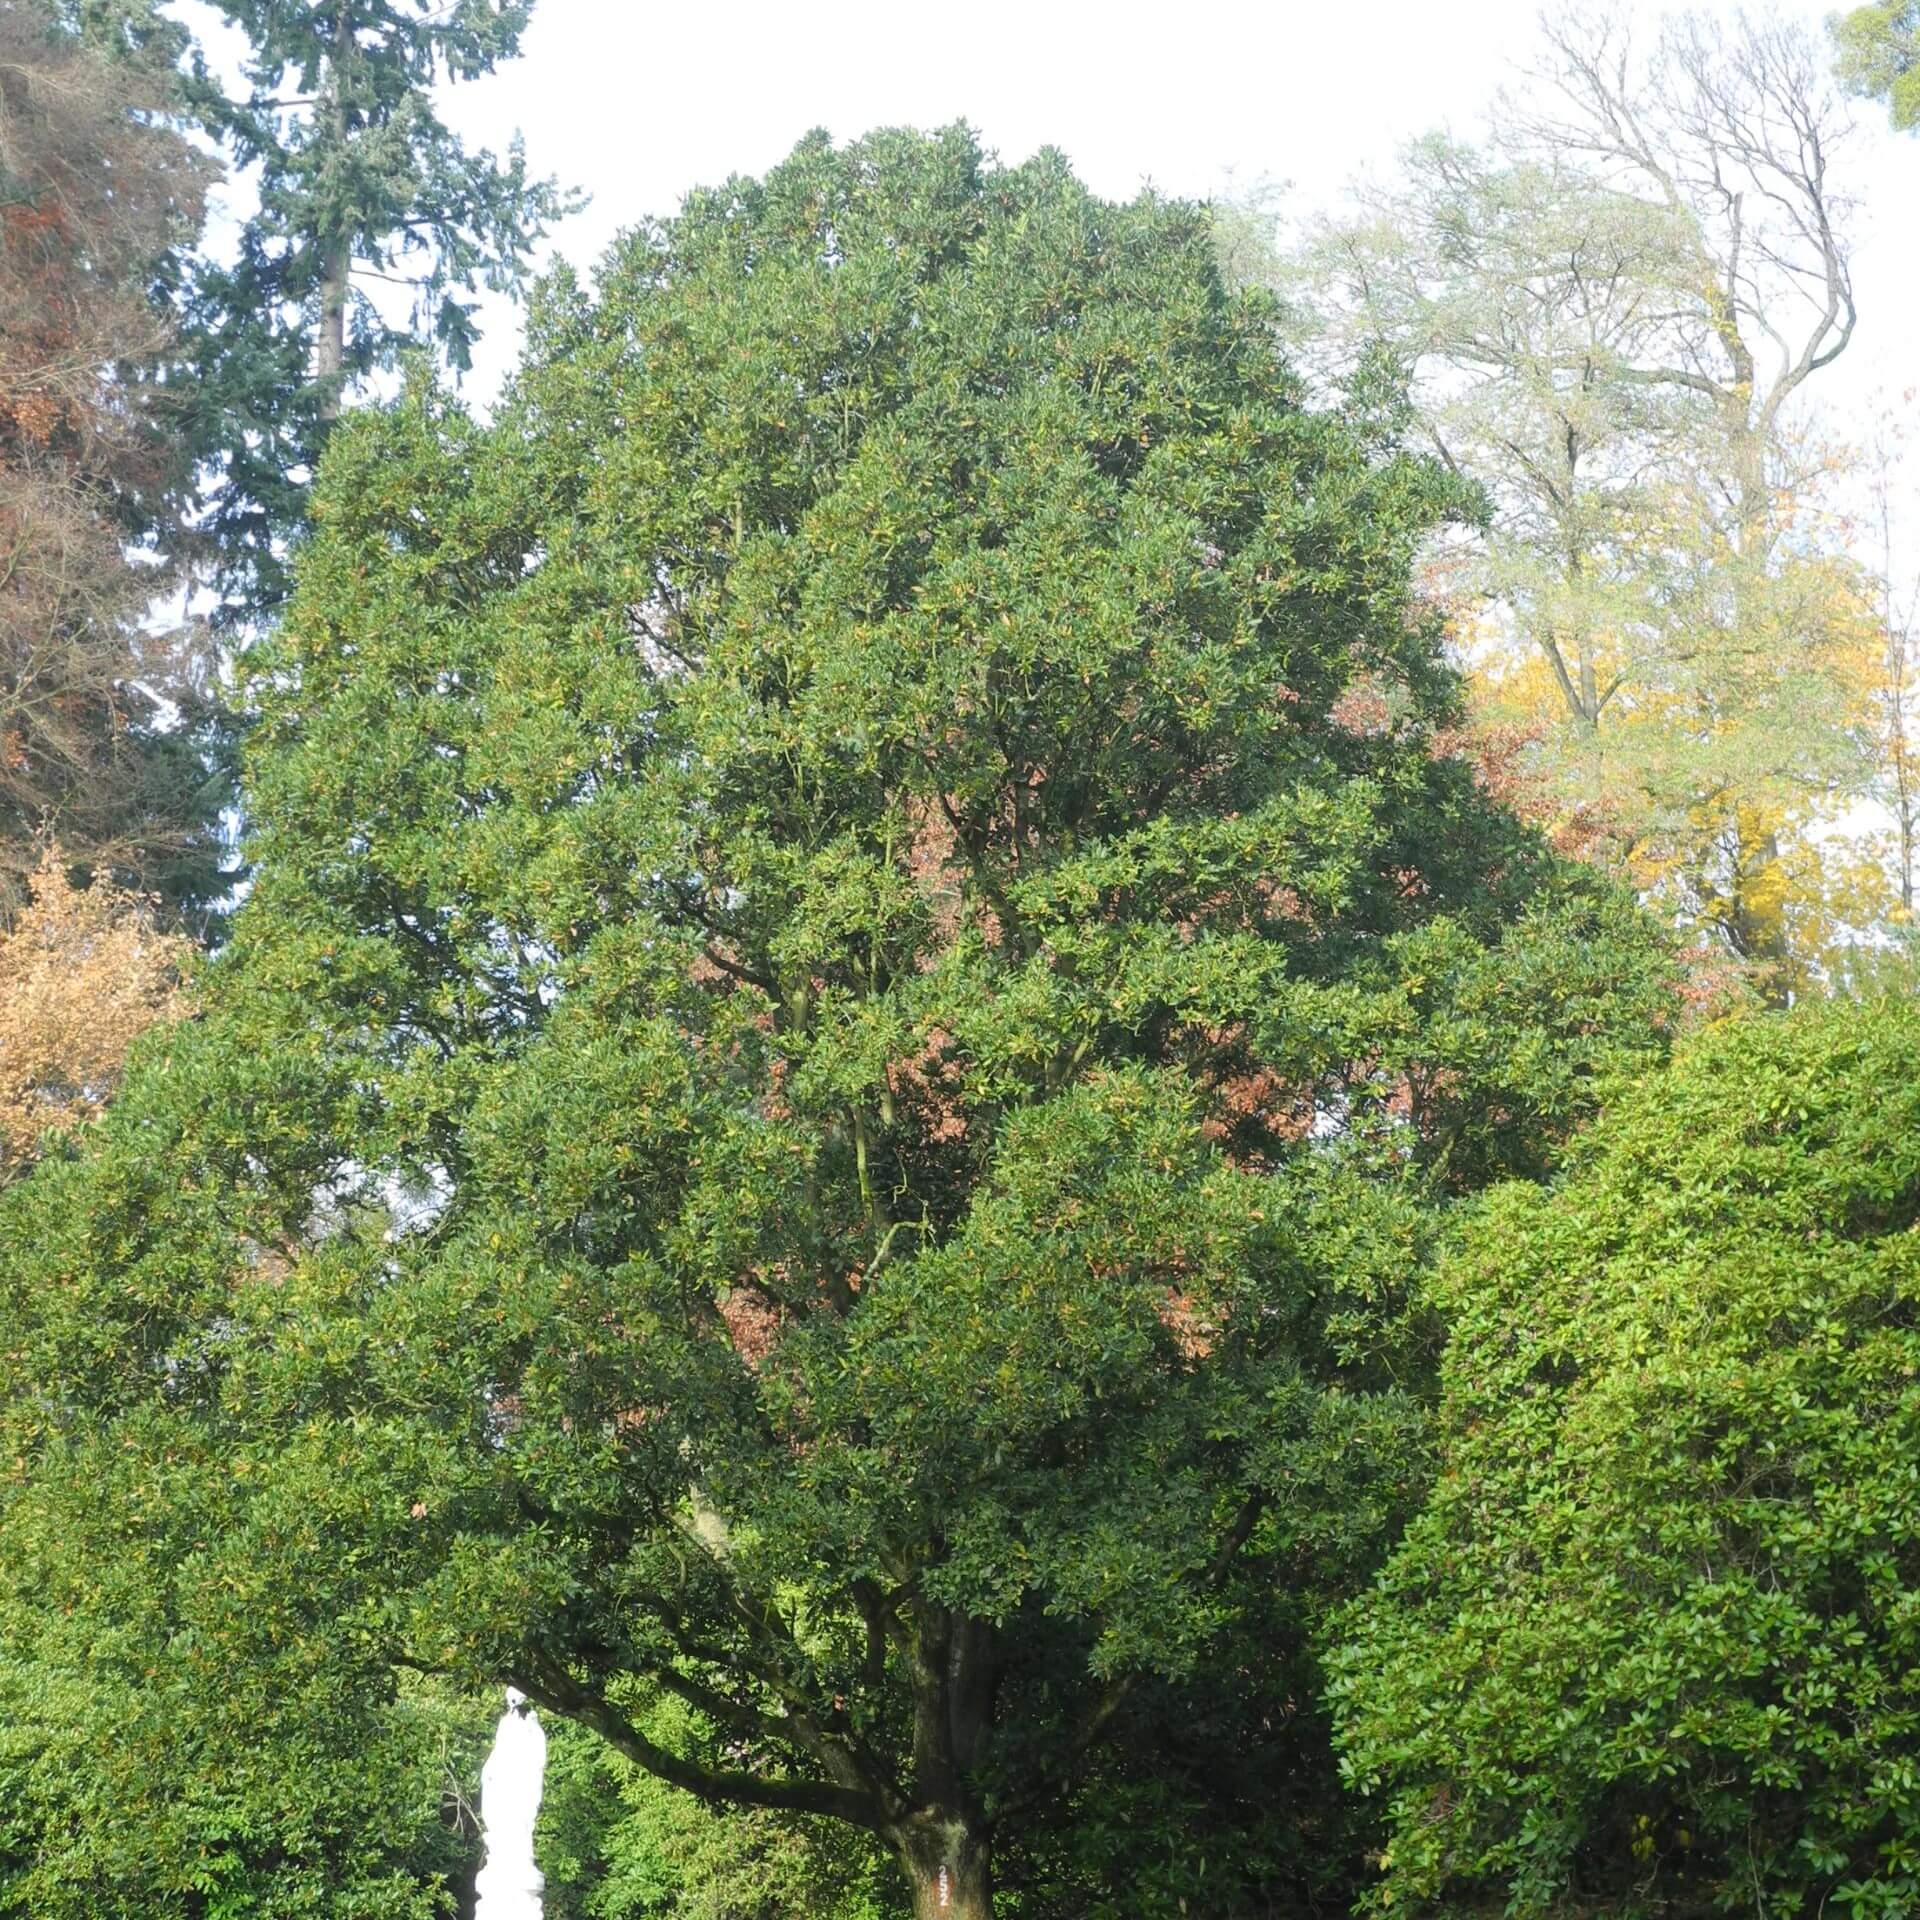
[1335,994,1920,1920]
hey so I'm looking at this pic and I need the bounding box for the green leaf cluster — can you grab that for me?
[1336,995,1920,1917]
[1833,2,1920,129]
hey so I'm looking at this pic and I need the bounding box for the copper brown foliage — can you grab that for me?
[0,3,210,908]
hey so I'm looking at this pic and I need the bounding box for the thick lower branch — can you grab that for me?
[514,1653,886,1830]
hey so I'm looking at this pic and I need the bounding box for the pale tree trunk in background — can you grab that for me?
[1889,613,1919,925]
[1726,408,1793,999]
[1868,422,1920,922]
[313,0,352,424]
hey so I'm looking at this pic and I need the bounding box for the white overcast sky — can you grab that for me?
[423,0,1920,432]
[173,0,1920,515]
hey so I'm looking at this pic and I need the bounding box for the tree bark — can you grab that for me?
[1725,408,1795,1003]
[886,1596,999,1916]
[894,1809,994,1920]
[314,240,349,424]
[313,0,352,424]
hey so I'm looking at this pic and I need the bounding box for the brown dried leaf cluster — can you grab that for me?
[0,844,188,1177]
[716,1283,785,1372]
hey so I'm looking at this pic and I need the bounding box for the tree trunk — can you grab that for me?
[1721,410,1797,1003]
[314,239,349,423]
[1899,768,1915,921]
[888,1598,998,1915]
[314,0,352,424]
[895,1810,993,1920]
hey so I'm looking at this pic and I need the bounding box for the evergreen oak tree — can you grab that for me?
[0,130,1674,1918]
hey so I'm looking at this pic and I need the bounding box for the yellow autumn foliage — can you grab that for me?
[0,847,189,1178]
[1458,519,1896,998]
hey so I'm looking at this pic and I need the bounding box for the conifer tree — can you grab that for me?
[181,0,572,621]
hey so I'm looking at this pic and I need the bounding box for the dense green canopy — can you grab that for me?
[0,127,1673,1917]
[1336,997,1920,1920]
[1833,1,1920,130]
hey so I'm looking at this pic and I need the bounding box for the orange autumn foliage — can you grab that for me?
[0,845,188,1177]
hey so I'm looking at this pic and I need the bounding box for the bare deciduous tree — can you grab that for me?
[1283,7,1873,996]
[1513,8,1856,556]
